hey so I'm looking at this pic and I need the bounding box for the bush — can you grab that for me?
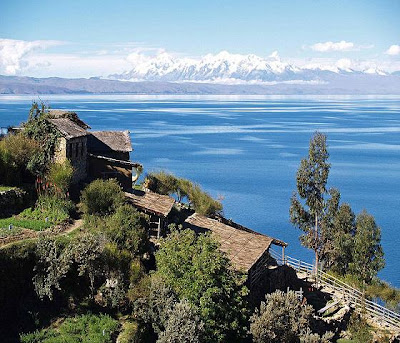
[347,312,373,343]
[250,290,314,343]
[105,205,149,256]
[145,171,222,216]
[0,133,39,185]
[20,313,119,343]
[80,179,125,216]
[46,160,74,192]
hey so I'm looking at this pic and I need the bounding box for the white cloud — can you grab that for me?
[310,40,373,52]
[386,45,400,56]
[0,39,63,75]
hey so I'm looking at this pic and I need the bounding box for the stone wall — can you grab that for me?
[0,188,27,218]
[54,136,88,183]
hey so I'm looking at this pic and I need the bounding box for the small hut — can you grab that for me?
[184,213,287,289]
[125,190,175,238]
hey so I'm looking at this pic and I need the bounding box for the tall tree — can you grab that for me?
[349,210,385,283]
[290,132,330,270]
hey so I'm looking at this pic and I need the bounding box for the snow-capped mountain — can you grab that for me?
[109,51,394,83]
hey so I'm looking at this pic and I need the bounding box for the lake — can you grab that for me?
[0,95,399,286]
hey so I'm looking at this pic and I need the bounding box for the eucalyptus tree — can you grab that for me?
[290,132,331,270]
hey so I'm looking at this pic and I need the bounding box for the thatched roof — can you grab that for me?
[88,131,132,153]
[48,110,90,129]
[125,190,175,217]
[184,213,275,272]
[48,118,87,139]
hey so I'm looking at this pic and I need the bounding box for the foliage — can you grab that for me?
[46,160,74,192]
[134,275,179,335]
[0,226,24,237]
[0,217,53,231]
[157,299,205,343]
[153,229,248,343]
[320,190,356,274]
[20,194,74,225]
[70,232,106,298]
[349,210,385,284]
[23,101,61,176]
[20,313,119,343]
[105,204,149,256]
[299,329,334,343]
[80,179,125,216]
[290,131,331,268]
[0,133,39,184]
[366,280,400,311]
[346,312,373,343]
[250,290,314,343]
[145,171,223,216]
[118,320,148,343]
[0,185,16,191]
[290,133,385,283]
[33,235,72,300]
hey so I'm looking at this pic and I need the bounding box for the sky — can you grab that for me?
[0,0,399,78]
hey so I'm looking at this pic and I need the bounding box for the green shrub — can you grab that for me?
[46,160,74,192]
[0,133,39,185]
[347,312,373,343]
[80,179,125,216]
[250,290,314,343]
[20,313,119,343]
[105,205,149,256]
[145,171,223,216]
[20,195,74,224]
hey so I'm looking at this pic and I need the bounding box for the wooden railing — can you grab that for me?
[269,248,400,332]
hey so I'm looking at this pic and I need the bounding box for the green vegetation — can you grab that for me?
[22,102,62,176]
[0,185,15,191]
[20,195,74,225]
[290,132,384,284]
[145,171,223,216]
[136,228,249,343]
[46,160,74,193]
[250,290,333,343]
[20,313,119,343]
[289,131,331,270]
[0,226,24,237]
[80,179,125,216]
[0,217,52,231]
[0,132,40,185]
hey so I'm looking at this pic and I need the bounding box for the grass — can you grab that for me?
[0,217,53,231]
[0,226,24,238]
[0,185,15,192]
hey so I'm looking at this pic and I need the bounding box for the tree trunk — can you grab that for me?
[314,213,319,276]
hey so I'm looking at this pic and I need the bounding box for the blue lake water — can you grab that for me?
[0,95,399,286]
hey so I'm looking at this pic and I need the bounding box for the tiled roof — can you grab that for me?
[125,190,175,217]
[184,213,274,272]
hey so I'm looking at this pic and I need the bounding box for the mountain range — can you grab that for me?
[1,51,400,94]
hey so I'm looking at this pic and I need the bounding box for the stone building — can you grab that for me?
[49,118,88,183]
[184,213,287,294]
[47,110,139,190]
